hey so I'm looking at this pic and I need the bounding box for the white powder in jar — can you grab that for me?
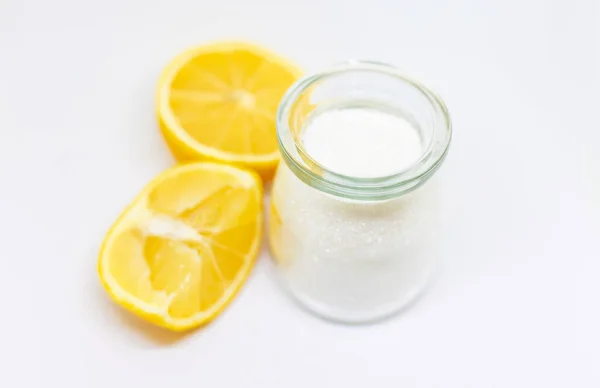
[270,106,439,322]
[302,108,423,177]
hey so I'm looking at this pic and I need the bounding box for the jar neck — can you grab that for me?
[276,61,452,201]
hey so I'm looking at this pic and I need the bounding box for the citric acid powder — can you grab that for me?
[270,106,438,322]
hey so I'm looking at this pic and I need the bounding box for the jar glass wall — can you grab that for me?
[269,62,452,323]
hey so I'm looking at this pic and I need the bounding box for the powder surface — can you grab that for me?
[301,107,423,178]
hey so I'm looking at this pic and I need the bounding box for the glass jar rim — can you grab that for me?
[276,60,452,201]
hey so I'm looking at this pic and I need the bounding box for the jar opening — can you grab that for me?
[276,61,452,201]
[299,103,427,178]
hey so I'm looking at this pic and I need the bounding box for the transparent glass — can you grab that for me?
[268,61,452,323]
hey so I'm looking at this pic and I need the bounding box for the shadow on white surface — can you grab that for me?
[96,286,191,346]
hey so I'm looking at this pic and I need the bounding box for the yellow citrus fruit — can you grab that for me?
[156,42,301,179]
[98,162,263,331]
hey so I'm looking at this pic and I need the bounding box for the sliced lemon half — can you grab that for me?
[157,42,301,179]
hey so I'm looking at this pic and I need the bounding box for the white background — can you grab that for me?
[1,0,599,387]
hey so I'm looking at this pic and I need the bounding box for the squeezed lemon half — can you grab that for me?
[98,162,263,331]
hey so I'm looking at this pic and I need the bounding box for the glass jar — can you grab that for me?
[268,61,452,323]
